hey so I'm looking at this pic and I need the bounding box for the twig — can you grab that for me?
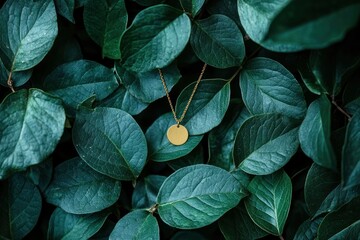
[331,95,351,121]
[229,46,262,82]
[7,71,15,92]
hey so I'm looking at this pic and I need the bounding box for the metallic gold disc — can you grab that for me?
[167,124,189,145]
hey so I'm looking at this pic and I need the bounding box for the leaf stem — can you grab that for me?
[7,71,15,92]
[331,95,351,121]
[279,235,285,240]
[148,204,158,214]
[229,46,262,82]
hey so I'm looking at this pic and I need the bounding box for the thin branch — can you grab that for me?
[7,71,15,93]
[331,95,351,121]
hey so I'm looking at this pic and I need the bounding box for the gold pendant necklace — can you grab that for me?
[158,63,207,146]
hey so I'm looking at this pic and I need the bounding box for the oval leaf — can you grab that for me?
[44,60,119,116]
[240,57,307,119]
[0,0,58,71]
[342,110,360,189]
[293,217,323,240]
[83,0,127,59]
[157,164,245,229]
[233,114,299,175]
[0,89,65,179]
[55,0,75,23]
[146,112,203,162]
[132,175,166,209]
[120,4,191,72]
[45,158,121,214]
[190,14,245,68]
[109,210,159,240]
[179,0,205,16]
[299,95,336,170]
[48,208,109,240]
[244,170,292,236]
[73,107,147,180]
[0,174,42,240]
[176,79,231,135]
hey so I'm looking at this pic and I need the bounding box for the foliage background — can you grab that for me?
[0,0,359,239]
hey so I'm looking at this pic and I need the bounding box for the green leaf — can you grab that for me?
[233,114,299,175]
[90,219,115,240]
[240,57,307,119]
[120,4,191,72]
[179,0,205,16]
[146,112,203,162]
[83,0,127,59]
[176,79,231,135]
[167,144,204,171]
[238,0,360,52]
[190,14,245,68]
[0,89,65,179]
[299,95,336,170]
[43,60,119,116]
[244,170,292,236]
[157,164,245,229]
[132,175,166,209]
[304,163,339,215]
[219,203,268,240]
[342,111,360,189]
[97,86,149,115]
[329,220,360,240]
[48,208,109,240]
[0,0,58,71]
[27,159,53,192]
[314,184,360,218]
[0,174,42,240]
[318,197,360,240]
[55,0,75,23]
[116,62,181,103]
[45,158,121,214]
[293,217,323,240]
[73,107,147,180]
[109,210,159,240]
[207,0,241,27]
[0,58,32,87]
[209,100,250,171]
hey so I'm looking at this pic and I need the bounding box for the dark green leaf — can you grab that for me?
[48,208,109,240]
[146,112,203,162]
[329,220,360,240]
[0,58,32,87]
[219,203,268,240]
[109,210,159,240]
[314,184,360,218]
[231,169,252,190]
[45,158,121,214]
[83,0,127,59]
[167,144,204,171]
[238,0,360,52]
[207,0,241,27]
[0,0,58,71]
[318,197,360,240]
[304,163,339,215]
[97,86,148,116]
[171,231,207,240]
[157,164,245,229]
[299,95,336,170]
[208,100,250,171]
[90,220,115,240]
[240,57,307,119]
[179,0,204,16]
[0,89,65,179]
[176,79,231,135]
[120,4,191,72]
[43,60,119,116]
[55,0,75,23]
[27,159,53,192]
[190,14,245,68]
[134,0,165,6]
[117,62,181,103]
[233,114,299,175]
[342,111,360,189]
[244,170,292,236]
[293,217,323,240]
[73,107,147,180]
[132,175,166,209]
[0,174,42,240]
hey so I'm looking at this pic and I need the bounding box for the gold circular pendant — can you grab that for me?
[167,124,189,145]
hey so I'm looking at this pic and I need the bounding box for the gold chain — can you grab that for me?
[158,63,207,126]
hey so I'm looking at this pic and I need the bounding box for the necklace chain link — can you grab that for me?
[158,63,207,126]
